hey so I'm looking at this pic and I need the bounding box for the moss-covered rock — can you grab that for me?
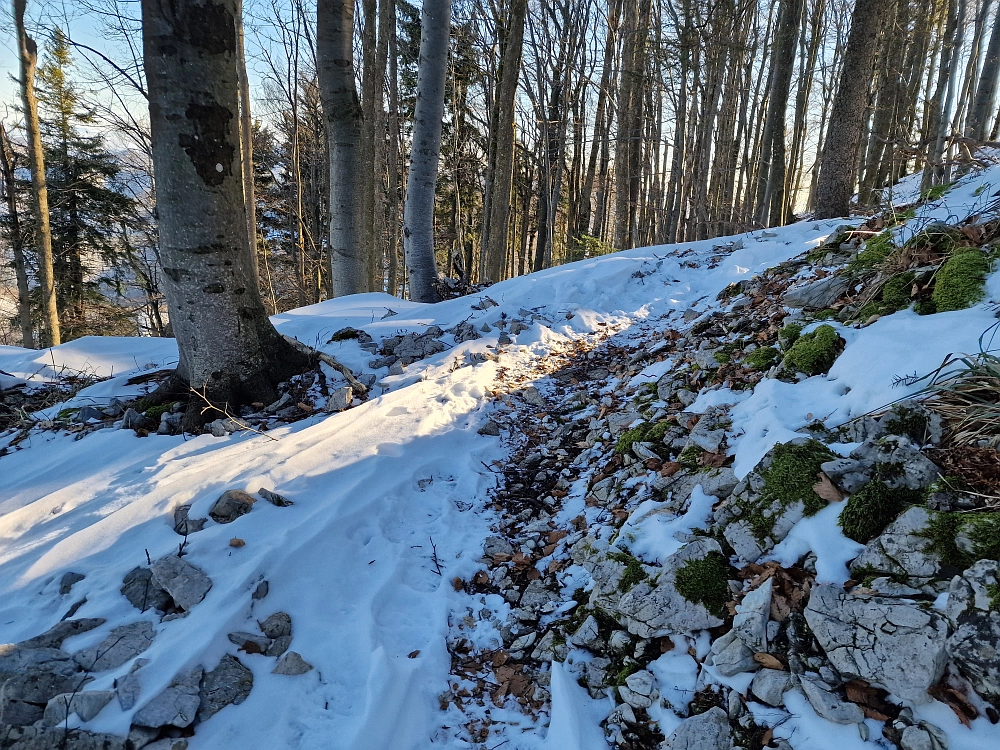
[849,232,897,273]
[607,550,649,592]
[744,346,779,371]
[838,481,921,543]
[615,420,672,455]
[674,551,731,618]
[761,439,837,518]
[932,248,990,312]
[778,323,803,351]
[922,511,1000,569]
[782,324,844,376]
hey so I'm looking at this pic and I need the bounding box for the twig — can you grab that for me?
[429,536,443,576]
[190,387,278,442]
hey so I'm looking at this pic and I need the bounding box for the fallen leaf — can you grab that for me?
[547,530,568,544]
[928,683,978,728]
[660,461,682,477]
[407,650,421,659]
[753,653,784,670]
[761,728,774,747]
[452,577,464,592]
[699,451,727,468]
[229,538,245,548]
[813,472,844,503]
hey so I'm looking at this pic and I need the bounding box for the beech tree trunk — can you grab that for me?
[317,0,367,296]
[968,5,1000,140]
[141,0,307,422]
[14,0,59,347]
[403,0,452,303]
[813,0,886,219]
[237,7,258,283]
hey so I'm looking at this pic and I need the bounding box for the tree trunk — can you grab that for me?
[14,0,59,347]
[403,0,452,303]
[317,0,367,296]
[141,0,307,422]
[360,0,378,290]
[387,8,401,296]
[968,1,1000,140]
[813,0,887,219]
[0,122,33,348]
[236,5,258,284]
[483,0,528,283]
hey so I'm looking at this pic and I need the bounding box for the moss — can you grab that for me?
[674,552,730,617]
[915,299,938,315]
[144,402,176,421]
[921,182,952,201]
[849,231,897,273]
[922,512,970,568]
[811,308,838,320]
[838,481,921,543]
[608,550,649,592]
[744,346,779,371]
[678,444,703,471]
[56,407,78,420]
[962,513,1000,561]
[920,511,1000,569]
[782,325,844,376]
[328,327,361,341]
[713,350,731,365]
[613,663,640,686]
[883,406,928,442]
[932,248,990,312]
[762,439,837,517]
[778,323,803,351]
[881,272,916,312]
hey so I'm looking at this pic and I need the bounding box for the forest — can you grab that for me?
[1,0,998,349]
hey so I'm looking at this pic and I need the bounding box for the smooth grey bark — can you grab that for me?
[141,0,307,422]
[317,0,367,296]
[14,0,59,346]
[236,7,258,284]
[403,0,452,303]
[968,5,1000,140]
[813,0,886,219]
[0,122,33,348]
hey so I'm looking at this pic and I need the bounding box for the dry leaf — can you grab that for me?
[761,728,774,747]
[407,650,421,659]
[753,653,784,670]
[229,538,245,548]
[813,472,844,503]
[660,461,682,477]
[928,684,978,728]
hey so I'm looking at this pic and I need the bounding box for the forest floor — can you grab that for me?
[4,159,1000,750]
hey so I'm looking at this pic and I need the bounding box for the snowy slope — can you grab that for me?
[2,162,1000,750]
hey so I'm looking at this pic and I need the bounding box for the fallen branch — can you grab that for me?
[190,387,278,442]
[281,334,368,398]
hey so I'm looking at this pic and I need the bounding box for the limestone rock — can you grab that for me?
[570,615,601,650]
[17,618,105,650]
[259,612,292,639]
[850,507,939,582]
[227,632,271,654]
[709,630,757,677]
[750,668,792,706]
[272,652,312,675]
[59,572,86,596]
[42,690,114,726]
[618,670,656,709]
[733,579,771,653]
[73,621,155,672]
[209,489,256,523]
[150,556,211,611]
[325,386,352,412]
[0,726,127,750]
[520,386,546,408]
[660,706,732,750]
[197,654,253,721]
[804,584,947,704]
[783,275,849,309]
[266,635,292,658]
[483,536,513,558]
[0,645,77,682]
[115,659,148,710]
[798,673,864,724]
[121,567,173,613]
[132,666,203,729]
[172,505,206,536]
[1,671,80,726]
[900,722,949,750]
[945,559,1000,701]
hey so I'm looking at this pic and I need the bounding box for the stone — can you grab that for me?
[73,621,155,672]
[798,673,864,724]
[73,406,106,423]
[1,671,80,726]
[325,386,353,412]
[782,275,849,309]
[733,578,771,653]
[477,420,501,436]
[144,741,189,750]
[570,616,601,650]
[660,706,732,750]
[272,651,312,675]
[259,612,292,639]
[819,458,870,495]
[388,361,404,376]
[698,468,739,499]
[172,505,206,536]
[258,488,292,507]
[483,536,513,558]
[266,635,293,658]
[804,584,947,704]
[520,386,546,408]
[518,580,555,610]
[197,654,253,721]
[849,436,939,491]
[150,556,212,611]
[676,389,698,407]
[609,630,632,652]
[17,618,105,650]
[850,507,939,581]
[710,630,758,677]
[945,559,1000,701]
[121,567,173,613]
[252,581,270,600]
[59,572,86,596]
[132,666,203,728]
[900,722,948,750]
[0,645,77,682]
[688,420,726,453]
[616,539,726,638]
[227,632,272,654]
[0,726,127,750]
[42,690,114,726]
[119,407,148,431]
[209,489,256,523]
[115,659,148,710]
[750,668,792,706]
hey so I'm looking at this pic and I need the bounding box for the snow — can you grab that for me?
[621,485,716,566]
[3,162,1000,748]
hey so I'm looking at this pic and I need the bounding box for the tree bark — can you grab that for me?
[813,0,886,219]
[968,0,1000,140]
[0,122,33,348]
[387,7,401,296]
[236,5,258,284]
[403,0,452,303]
[14,0,59,347]
[141,0,307,422]
[317,0,367,296]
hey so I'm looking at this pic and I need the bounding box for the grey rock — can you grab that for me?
[617,539,726,637]
[59,572,86,596]
[0,645,77,682]
[819,458,870,494]
[172,505,206,536]
[197,654,253,721]
[945,559,1000,701]
[698,468,739,499]
[272,651,312,675]
[42,690,114,725]
[484,536,513,558]
[710,630,758,677]
[258,488,293,507]
[733,578,771,653]
[798,673,864,724]
[115,659,147,710]
[867,577,923,596]
[266,635,293,658]
[688,418,726,453]
[388,361,404,376]
[325,386,352,412]
[783,275,849,309]
[209,489,256,523]
[804,584,947,704]
[660,706,732,750]
[143,741,189,750]
[1,671,80,726]
[570,615,601,650]
[676,389,698,407]
[73,621,155,672]
[0,726,127,750]
[132,666,203,728]
[520,386,546,408]
[259,612,292,639]
[477,420,501,436]
[900,722,949,750]
[119,407,148,431]
[519,580,555,610]
[121,567,173,613]
[609,630,632,652]
[150,556,211,611]
[18,618,105,650]
[850,507,939,581]
[73,406,106,423]
[849,436,939,491]
[750,668,792,706]
[252,581,270,600]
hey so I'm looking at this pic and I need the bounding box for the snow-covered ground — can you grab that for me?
[3,162,1000,749]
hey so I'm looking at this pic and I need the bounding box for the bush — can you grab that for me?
[783,324,844,376]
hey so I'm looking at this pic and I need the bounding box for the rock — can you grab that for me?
[59,572,86,596]
[132,666,203,728]
[115,659,148,710]
[266,635,292,658]
[477,420,501,436]
[0,726,127,750]
[483,536,514,558]
[325,386,352,412]
[121,567,173,613]
[0,645,78,682]
[518,580,555,610]
[73,406,106,423]
[698,468,739,499]
[143,740,189,750]
[1,671,80,726]
[616,539,726,638]
[609,630,632,652]
[783,274,849,309]
[945,559,1000,701]
[570,616,601,650]
[259,612,292,639]
[172,505,206,536]
[849,436,939,491]
[733,579,772,653]
[798,673,864,724]
[660,706,732,750]
[850,507,939,582]
[197,654,253,721]
[520,386,546,408]
[618,670,656,710]
[257,488,292,507]
[531,631,567,663]
[819,458,870,494]
[710,630,758,676]
[252,581,269,600]
[17,618,105,650]
[688,417,726,453]
[150,556,212,611]
[750,668,792,706]
[119,407,148,431]
[272,652,312,675]
[804,584,947,704]
[900,722,949,750]
[42,690,114,726]
[73,621,155,672]
[209,489,256,523]
[676,389,698,407]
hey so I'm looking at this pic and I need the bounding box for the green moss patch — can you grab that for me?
[615,420,672,456]
[674,552,730,617]
[608,550,649,592]
[922,511,1000,569]
[782,325,844,376]
[144,402,176,421]
[838,481,921,543]
[921,182,952,201]
[744,346,779,371]
[762,440,837,517]
[932,248,990,313]
[778,323,803,351]
[849,232,897,273]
